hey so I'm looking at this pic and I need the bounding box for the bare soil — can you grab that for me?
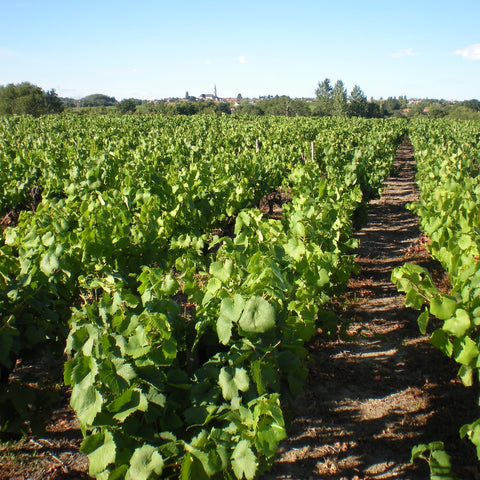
[1,138,479,479]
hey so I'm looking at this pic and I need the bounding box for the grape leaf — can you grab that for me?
[238,296,276,333]
[128,444,164,480]
[231,440,257,480]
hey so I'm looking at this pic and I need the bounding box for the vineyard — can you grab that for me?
[0,115,479,479]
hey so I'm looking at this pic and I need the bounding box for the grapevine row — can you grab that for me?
[392,118,480,475]
[0,115,406,478]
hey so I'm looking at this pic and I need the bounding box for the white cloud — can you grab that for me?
[453,43,480,60]
[238,55,247,64]
[390,48,417,58]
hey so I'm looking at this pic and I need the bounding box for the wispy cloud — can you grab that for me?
[453,43,480,60]
[238,55,247,64]
[390,48,418,58]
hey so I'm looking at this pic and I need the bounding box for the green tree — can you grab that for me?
[449,105,479,120]
[332,80,348,116]
[235,100,264,116]
[197,100,217,115]
[427,103,447,118]
[0,82,64,116]
[0,84,18,115]
[289,98,311,116]
[348,85,368,117]
[61,97,80,109]
[136,102,161,115]
[217,101,232,114]
[79,94,117,107]
[398,95,408,109]
[367,102,382,118]
[258,96,292,116]
[117,99,137,114]
[405,102,424,118]
[460,99,480,112]
[175,101,197,115]
[314,78,333,116]
[45,89,64,113]
[382,97,401,116]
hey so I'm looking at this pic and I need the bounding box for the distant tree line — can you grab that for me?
[0,81,479,120]
[394,97,480,120]
[135,100,233,116]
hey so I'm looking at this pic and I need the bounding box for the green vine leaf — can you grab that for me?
[81,430,116,475]
[443,309,471,338]
[217,294,245,344]
[430,296,458,321]
[40,250,59,277]
[127,444,164,480]
[71,383,103,426]
[238,296,276,334]
[219,367,250,401]
[231,439,257,480]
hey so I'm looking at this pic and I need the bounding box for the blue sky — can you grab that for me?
[0,0,479,101]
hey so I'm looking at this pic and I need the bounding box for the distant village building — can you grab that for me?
[200,85,219,101]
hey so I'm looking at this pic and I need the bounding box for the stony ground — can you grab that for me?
[1,139,479,479]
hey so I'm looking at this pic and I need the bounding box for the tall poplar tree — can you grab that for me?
[349,85,368,117]
[332,80,348,116]
[314,78,333,116]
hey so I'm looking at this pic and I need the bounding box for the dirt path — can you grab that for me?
[261,138,478,480]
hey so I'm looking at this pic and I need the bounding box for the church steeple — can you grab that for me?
[214,85,217,99]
